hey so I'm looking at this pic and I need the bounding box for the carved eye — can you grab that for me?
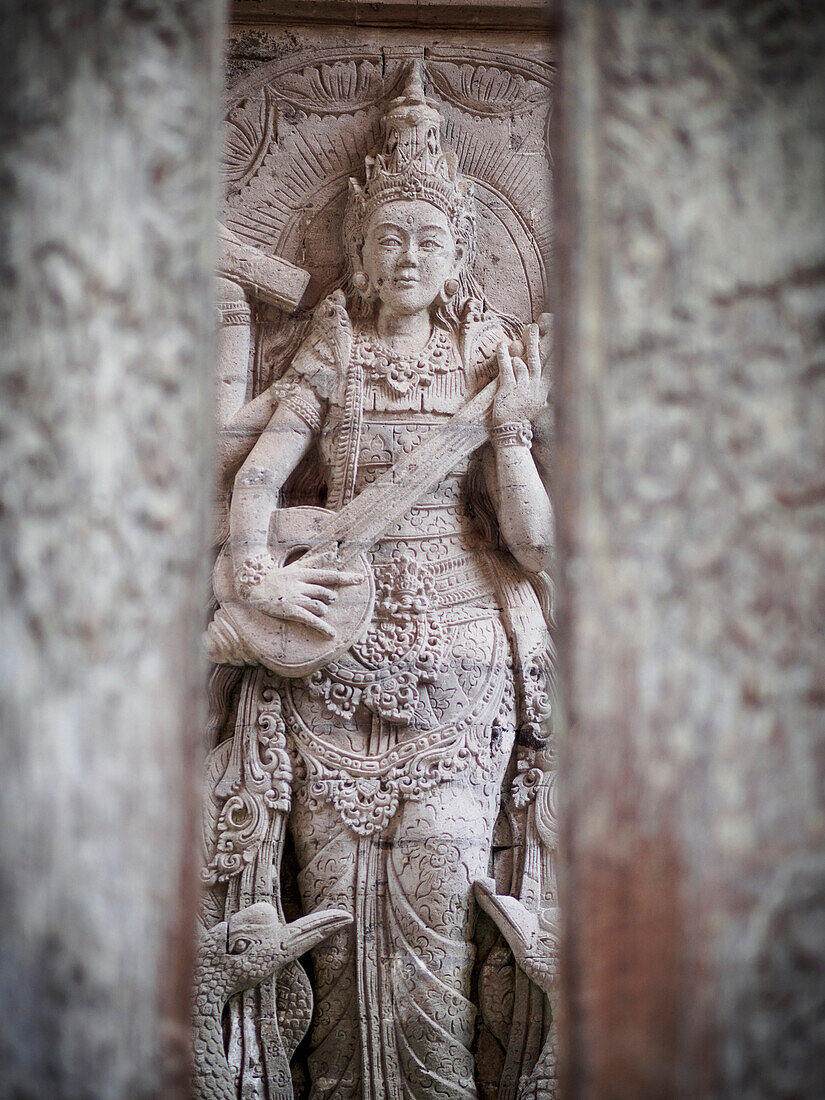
[230,937,251,954]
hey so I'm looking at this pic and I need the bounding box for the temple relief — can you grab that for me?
[198,54,557,1100]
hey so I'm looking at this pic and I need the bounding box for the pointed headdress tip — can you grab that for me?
[395,59,427,106]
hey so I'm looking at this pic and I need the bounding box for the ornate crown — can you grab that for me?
[346,63,475,246]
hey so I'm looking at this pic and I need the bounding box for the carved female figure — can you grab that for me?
[203,67,554,1099]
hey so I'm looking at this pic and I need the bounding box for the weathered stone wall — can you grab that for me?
[5,0,822,1095]
[555,2,825,1096]
[0,1,224,1095]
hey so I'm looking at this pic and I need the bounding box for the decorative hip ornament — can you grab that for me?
[201,59,557,1100]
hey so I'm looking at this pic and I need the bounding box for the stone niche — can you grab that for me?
[196,10,556,1100]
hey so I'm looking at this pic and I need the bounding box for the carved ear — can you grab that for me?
[352,268,376,302]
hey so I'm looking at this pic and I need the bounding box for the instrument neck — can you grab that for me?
[316,379,497,567]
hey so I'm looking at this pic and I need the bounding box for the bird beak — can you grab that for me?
[282,908,352,960]
[474,880,533,954]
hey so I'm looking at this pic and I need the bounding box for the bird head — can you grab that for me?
[474,879,560,994]
[200,902,352,1000]
[474,879,538,956]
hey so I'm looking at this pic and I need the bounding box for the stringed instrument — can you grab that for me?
[212,372,502,678]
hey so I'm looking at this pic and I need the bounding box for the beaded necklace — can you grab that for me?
[353,326,458,400]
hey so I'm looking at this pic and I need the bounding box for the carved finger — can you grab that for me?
[286,605,337,638]
[496,341,515,390]
[301,583,337,604]
[512,355,530,390]
[295,595,330,617]
[300,565,364,587]
[526,323,542,378]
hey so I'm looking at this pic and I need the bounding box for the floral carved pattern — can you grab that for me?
[428,62,550,118]
[272,59,400,116]
[222,86,278,188]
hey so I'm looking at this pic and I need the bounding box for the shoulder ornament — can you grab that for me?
[290,290,353,405]
[460,298,510,389]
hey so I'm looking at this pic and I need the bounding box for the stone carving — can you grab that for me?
[427,61,549,118]
[193,902,352,1099]
[201,57,556,1099]
[273,59,397,117]
[475,881,560,1098]
[220,45,552,322]
[223,86,279,188]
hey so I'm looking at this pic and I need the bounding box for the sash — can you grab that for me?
[311,375,499,566]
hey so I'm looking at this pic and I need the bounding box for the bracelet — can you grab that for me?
[491,420,533,449]
[235,552,276,599]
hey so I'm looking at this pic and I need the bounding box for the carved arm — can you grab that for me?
[230,403,314,577]
[486,323,554,573]
[229,404,362,637]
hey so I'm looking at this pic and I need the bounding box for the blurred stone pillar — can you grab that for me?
[555,2,825,1097]
[0,1,225,1095]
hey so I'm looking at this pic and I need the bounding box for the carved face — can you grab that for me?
[361,199,462,316]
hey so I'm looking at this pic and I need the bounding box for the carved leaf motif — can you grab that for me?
[222,86,278,187]
[273,60,388,114]
[428,62,549,118]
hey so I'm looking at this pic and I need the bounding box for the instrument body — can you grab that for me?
[213,369,510,677]
[213,506,375,678]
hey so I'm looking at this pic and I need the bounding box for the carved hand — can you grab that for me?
[492,317,552,427]
[243,557,364,639]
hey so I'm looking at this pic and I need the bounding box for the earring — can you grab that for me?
[353,271,370,295]
[443,277,460,299]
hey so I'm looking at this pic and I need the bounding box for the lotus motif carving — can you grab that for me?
[429,62,550,117]
[273,59,393,114]
[222,86,277,187]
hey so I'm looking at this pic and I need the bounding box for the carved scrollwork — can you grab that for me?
[285,621,508,836]
[202,676,291,886]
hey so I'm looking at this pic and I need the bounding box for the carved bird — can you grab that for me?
[475,880,560,1099]
[474,879,559,994]
[192,901,352,1100]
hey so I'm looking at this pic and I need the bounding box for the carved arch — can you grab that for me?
[221,45,553,325]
